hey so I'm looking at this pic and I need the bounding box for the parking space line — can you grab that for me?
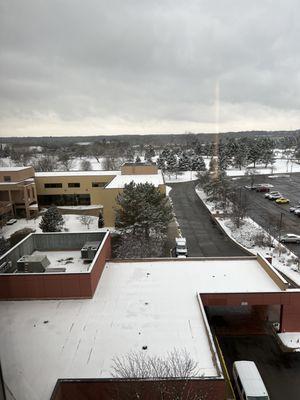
[214,335,236,400]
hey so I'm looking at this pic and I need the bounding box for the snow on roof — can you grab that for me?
[35,170,120,177]
[0,166,31,171]
[0,258,281,400]
[106,173,164,189]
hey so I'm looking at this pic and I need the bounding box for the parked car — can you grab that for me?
[289,203,300,212]
[268,193,283,200]
[265,191,280,199]
[275,197,290,204]
[280,234,300,244]
[256,186,270,192]
[294,209,300,216]
[6,219,17,225]
[244,184,259,190]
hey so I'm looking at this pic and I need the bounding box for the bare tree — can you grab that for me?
[77,215,93,230]
[228,188,249,228]
[58,150,73,171]
[111,349,210,400]
[80,159,92,171]
[33,155,57,172]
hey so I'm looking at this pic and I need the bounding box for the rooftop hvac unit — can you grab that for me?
[17,254,50,273]
[81,241,101,261]
[0,261,12,273]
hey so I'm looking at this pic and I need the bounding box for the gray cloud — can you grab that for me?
[1,0,300,136]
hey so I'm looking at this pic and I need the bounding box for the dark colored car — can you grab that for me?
[256,186,270,192]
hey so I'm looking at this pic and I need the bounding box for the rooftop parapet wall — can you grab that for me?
[121,163,158,175]
[50,378,226,400]
[0,231,111,300]
[0,166,35,183]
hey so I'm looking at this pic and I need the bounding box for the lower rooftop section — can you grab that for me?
[0,231,111,300]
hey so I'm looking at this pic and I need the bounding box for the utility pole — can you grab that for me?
[278,212,283,242]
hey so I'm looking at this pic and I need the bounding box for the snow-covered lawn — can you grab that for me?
[1,214,101,239]
[163,171,199,183]
[196,187,300,287]
[225,158,300,177]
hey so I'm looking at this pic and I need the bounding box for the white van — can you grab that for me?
[175,237,187,257]
[232,361,270,400]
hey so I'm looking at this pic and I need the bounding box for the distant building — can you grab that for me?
[0,166,38,221]
[0,163,166,226]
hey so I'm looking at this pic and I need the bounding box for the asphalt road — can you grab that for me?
[218,335,300,400]
[168,181,246,257]
[231,173,300,257]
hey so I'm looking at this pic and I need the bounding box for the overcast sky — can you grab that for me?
[0,0,300,137]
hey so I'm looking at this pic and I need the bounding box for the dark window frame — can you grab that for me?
[68,182,80,188]
[44,183,63,188]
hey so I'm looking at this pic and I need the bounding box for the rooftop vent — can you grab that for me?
[81,241,101,261]
[17,254,50,273]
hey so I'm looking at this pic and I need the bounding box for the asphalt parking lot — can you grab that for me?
[218,334,300,400]
[232,172,300,257]
[168,181,247,257]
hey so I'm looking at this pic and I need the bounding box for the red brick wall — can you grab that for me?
[51,378,225,400]
[280,292,300,332]
[90,233,111,295]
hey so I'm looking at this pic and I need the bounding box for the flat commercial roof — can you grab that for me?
[0,258,281,400]
[0,166,31,171]
[106,173,164,188]
[35,170,120,177]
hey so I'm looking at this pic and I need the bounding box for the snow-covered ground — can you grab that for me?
[196,187,300,287]
[1,214,101,239]
[163,171,199,183]
[225,158,300,176]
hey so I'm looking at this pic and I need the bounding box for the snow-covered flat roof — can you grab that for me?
[34,250,91,273]
[0,166,31,171]
[106,173,164,188]
[35,170,120,177]
[0,258,281,400]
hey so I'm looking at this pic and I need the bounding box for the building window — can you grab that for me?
[44,183,62,188]
[68,183,80,188]
[4,176,11,182]
[92,182,106,187]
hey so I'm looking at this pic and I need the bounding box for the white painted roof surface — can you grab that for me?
[0,259,280,400]
[0,166,31,171]
[35,170,120,177]
[106,173,164,188]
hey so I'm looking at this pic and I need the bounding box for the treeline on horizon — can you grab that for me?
[1,129,300,148]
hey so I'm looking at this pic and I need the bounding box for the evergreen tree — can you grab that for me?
[135,155,141,163]
[165,152,178,176]
[98,212,104,228]
[157,155,165,170]
[178,152,191,171]
[144,145,155,162]
[115,182,173,238]
[192,155,206,171]
[39,206,64,232]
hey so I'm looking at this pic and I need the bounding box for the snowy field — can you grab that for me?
[1,214,101,239]
[196,187,300,287]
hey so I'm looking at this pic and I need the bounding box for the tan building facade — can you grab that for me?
[34,163,166,227]
[0,167,38,221]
